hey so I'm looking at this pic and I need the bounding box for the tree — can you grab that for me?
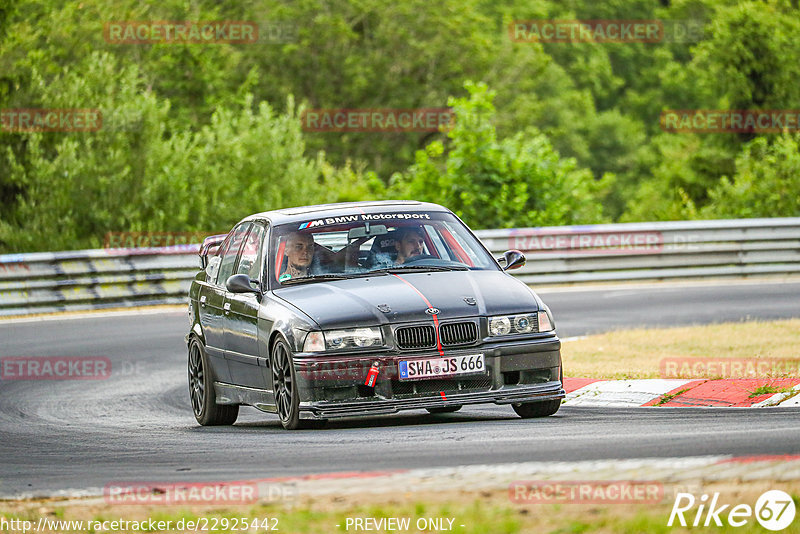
[702,133,800,219]
[0,52,381,252]
[390,82,609,229]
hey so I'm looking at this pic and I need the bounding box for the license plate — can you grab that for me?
[398,354,485,381]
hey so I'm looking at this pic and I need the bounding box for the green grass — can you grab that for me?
[562,319,800,379]
[6,493,800,534]
[654,387,691,406]
[748,385,793,398]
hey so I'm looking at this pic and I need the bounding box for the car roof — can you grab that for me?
[239,200,452,226]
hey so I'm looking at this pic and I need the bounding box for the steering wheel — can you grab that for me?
[402,254,437,264]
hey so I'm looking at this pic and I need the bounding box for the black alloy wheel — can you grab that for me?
[271,338,303,430]
[188,338,239,425]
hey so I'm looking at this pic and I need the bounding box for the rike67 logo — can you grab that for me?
[669,490,796,531]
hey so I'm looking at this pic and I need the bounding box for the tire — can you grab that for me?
[512,399,561,418]
[426,405,462,414]
[188,338,239,426]
[271,337,304,430]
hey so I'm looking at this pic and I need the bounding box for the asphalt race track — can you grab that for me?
[1,280,799,498]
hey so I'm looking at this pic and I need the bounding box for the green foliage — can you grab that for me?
[702,134,800,218]
[1,0,799,252]
[691,1,800,111]
[390,83,609,229]
[247,0,555,178]
[0,52,380,252]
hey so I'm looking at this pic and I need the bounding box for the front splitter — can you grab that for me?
[298,382,565,419]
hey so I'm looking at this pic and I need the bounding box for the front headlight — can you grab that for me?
[489,312,553,336]
[488,316,512,336]
[302,328,383,352]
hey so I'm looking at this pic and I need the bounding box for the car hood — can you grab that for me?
[273,270,541,328]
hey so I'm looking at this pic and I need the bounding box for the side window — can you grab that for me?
[235,223,266,282]
[215,223,251,286]
[205,255,221,281]
[424,225,448,259]
[435,222,479,267]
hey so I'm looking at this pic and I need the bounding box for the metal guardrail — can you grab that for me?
[0,247,197,316]
[479,218,800,284]
[1,218,798,316]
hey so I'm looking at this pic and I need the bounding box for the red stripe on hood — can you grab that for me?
[390,274,444,355]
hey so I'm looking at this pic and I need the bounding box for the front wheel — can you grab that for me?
[188,338,239,426]
[271,337,304,430]
[512,399,561,418]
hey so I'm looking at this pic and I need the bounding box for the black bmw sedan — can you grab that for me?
[187,201,564,429]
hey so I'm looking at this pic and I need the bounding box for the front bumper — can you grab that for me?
[292,336,564,419]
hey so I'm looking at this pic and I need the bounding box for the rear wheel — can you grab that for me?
[512,399,561,418]
[188,338,239,425]
[426,406,462,414]
[271,338,303,430]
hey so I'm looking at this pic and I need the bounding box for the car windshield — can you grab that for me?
[270,211,498,285]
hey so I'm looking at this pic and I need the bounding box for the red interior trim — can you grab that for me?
[275,240,286,281]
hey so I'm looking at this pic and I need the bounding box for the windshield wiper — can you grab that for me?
[372,264,469,273]
[279,274,351,285]
[279,265,468,285]
[279,271,389,285]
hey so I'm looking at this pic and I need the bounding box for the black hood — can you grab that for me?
[273,270,541,329]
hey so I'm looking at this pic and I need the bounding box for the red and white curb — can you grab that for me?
[563,378,800,407]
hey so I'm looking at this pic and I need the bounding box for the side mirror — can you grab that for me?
[226,274,260,294]
[499,249,526,271]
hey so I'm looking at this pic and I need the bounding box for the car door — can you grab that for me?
[203,223,250,384]
[196,254,225,380]
[223,222,268,389]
